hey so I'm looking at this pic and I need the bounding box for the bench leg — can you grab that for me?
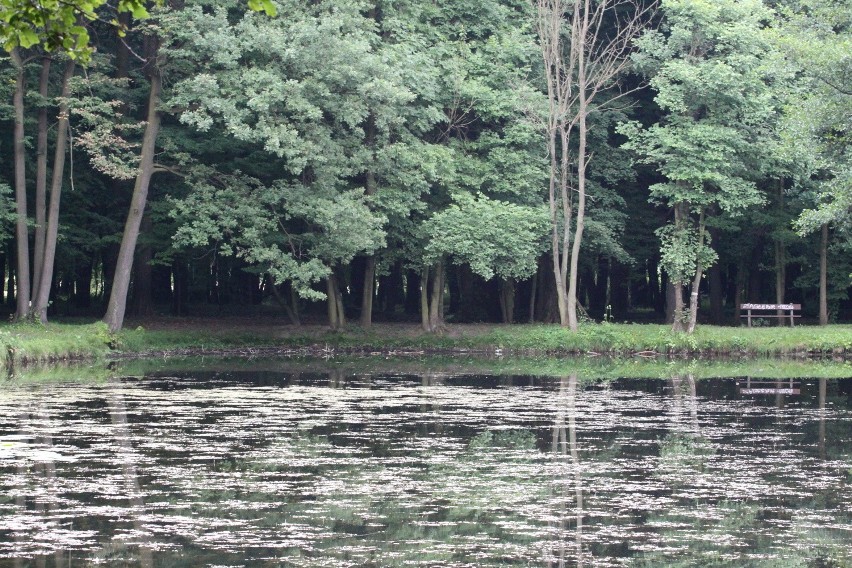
[747,310,752,327]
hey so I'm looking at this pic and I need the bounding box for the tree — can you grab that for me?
[776,0,852,324]
[533,0,654,331]
[100,0,276,332]
[620,0,778,333]
[423,193,549,323]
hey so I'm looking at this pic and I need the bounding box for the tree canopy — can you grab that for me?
[0,0,849,331]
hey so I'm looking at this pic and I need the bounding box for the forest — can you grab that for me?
[0,0,850,334]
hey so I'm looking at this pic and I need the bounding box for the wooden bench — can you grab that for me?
[739,303,801,327]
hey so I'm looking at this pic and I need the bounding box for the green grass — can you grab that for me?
[289,322,852,357]
[0,321,114,367]
[0,320,850,370]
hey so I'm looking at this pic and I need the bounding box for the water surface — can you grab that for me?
[1,364,852,566]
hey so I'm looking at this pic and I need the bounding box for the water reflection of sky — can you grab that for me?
[1,370,851,567]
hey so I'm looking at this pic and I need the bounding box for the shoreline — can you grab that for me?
[1,320,850,369]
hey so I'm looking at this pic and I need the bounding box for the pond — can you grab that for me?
[1,359,852,567]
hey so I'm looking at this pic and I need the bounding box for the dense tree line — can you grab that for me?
[0,0,849,332]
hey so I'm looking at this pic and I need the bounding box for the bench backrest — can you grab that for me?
[740,303,801,311]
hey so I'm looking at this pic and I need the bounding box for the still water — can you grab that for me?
[1,363,852,567]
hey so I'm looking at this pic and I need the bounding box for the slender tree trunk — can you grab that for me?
[528,268,538,323]
[686,210,706,334]
[327,274,340,329]
[32,57,52,301]
[566,29,589,333]
[33,60,75,322]
[499,278,515,323]
[419,262,445,332]
[335,272,346,327]
[325,269,346,329]
[360,256,376,328]
[549,131,570,327]
[428,261,444,331]
[819,223,828,325]
[10,48,31,320]
[420,267,430,331]
[774,181,786,325]
[360,111,378,328]
[104,47,162,333]
[671,281,685,332]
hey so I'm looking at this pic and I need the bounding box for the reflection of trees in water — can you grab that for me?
[104,384,154,568]
[658,374,713,477]
[6,387,155,567]
[547,373,584,568]
[11,404,66,568]
[5,370,852,567]
[636,375,852,568]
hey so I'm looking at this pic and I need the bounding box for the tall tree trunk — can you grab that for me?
[420,262,445,332]
[528,268,538,323]
[499,278,515,323]
[669,203,686,332]
[664,279,676,324]
[420,267,430,331]
[566,46,589,333]
[104,44,162,333]
[327,273,340,330]
[819,223,828,325]
[32,57,51,301]
[33,60,75,323]
[360,256,376,328]
[671,282,685,332]
[335,271,346,327]
[774,180,787,325]
[360,111,378,328]
[686,210,706,334]
[10,48,31,320]
[428,261,444,331]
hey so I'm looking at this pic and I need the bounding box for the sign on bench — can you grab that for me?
[740,303,801,327]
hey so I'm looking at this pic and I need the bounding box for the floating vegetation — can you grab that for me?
[1,368,851,566]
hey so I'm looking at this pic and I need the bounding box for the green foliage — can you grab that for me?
[655,221,717,285]
[775,0,852,239]
[171,170,386,300]
[423,192,548,280]
[0,0,150,59]
[0,0,277,60]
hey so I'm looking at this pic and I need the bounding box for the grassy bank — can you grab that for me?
[5,354,851,385]
[0,320,850,368]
